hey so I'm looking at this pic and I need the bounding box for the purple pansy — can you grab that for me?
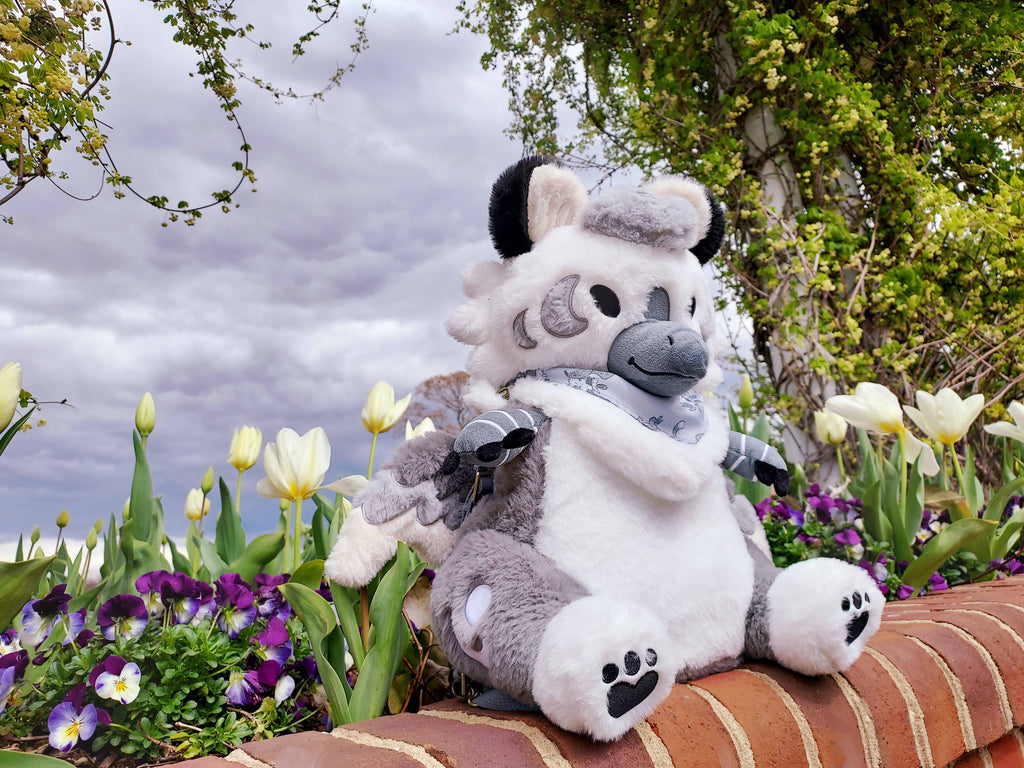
[254,573,291,620]
[0,664,15,715]
[215,574,257,638]
[20,584,71,646]
[252,616,293,667]
[0,629,20,656]
[192,580,216,623]
[135,570,172,617]
[94,659,141,705]
[160,572,202,624]
[226,660,282,706]
[834,529,862,547]
[97,595,148,641]
[48,684,109,753]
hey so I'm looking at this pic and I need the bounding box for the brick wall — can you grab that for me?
[180,575,1024,768]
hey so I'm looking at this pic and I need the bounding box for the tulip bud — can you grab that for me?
[122,499,131,522]
[0,361,22,432]
[201,467,215,495]
[814,409,848,446]
[31,525,40,544]
[738,373,754,413]
[86,529,98,550]
[228,426,262,471]
[135,393,156,438]
[361,381,412,435]
[184,488,209,521]
[56,509,70,529]
[279,498,290,513]
[93,518,103,534]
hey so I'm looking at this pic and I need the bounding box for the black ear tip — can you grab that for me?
[690,189,726,264]
[488,155,560,259]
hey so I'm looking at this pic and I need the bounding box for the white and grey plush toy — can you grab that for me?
[326,156,883,741]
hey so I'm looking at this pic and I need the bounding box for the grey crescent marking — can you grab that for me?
[513,309,537,350]
[540,274,589,338]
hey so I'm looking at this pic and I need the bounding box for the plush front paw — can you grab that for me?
[532,596,675,741]
[766,558,883,675]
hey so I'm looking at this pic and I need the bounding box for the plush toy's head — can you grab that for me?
[446,157,727,397]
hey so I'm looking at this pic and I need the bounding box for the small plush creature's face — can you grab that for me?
[447,181,722,395]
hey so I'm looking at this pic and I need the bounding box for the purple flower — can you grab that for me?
[193,580,216,623]
[20,584,71,646]
[834,529,862,547]
[254,573,291,620]
[896,584,916,600]
[216,575,257,638]
[291,655,319,683]
[156,572,201,624]
[135,570,172,617]
[1007,559,1024,576]
[252,617,293,667]
[0,629,20,656]
[48,700,98,752]
[0,665,15,715]
[927,572,949,592]
[226,661,280,706]
[0,650,28,680]
[94,661,141,705]
[97,595,148,641]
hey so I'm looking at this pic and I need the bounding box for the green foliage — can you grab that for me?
[461,0,1024,441]
[0,0,371,224]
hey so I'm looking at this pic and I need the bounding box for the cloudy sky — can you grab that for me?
[1,0,527,545]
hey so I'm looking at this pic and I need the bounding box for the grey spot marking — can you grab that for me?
[513,309,537,350]
[540,275,589,338]
[645,287,670,321]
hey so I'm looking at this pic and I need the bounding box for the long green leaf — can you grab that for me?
[128,431,155,543]
[902,518,998,589]
[191,533,227,580]
[216,477,246,563]
[329,581,365,670]
[349,543,413,722]
[0,406,35,457]
[858,480,888,543]
[0,749,74,766]
[993,507,1024,561]
[0,556,56,630]
[903,456,926,554]
[164,536,192,574]
[225,532,285,581]
[983,474,1024,522]
[963,447,985,515]
[278,582,352,724]
[291,559,325,590]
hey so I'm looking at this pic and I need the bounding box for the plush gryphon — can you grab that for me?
[326,157,883,741]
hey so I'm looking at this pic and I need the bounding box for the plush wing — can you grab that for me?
[324,431,476,588]
[723,430,790,496]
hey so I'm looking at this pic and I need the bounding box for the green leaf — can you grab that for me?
[215,477,246,563]
[993,506,1024,561]
[329,580,365,670]
[0,406,36,457]
[858,479,889,542]
[902,518,998,590]
[291,559,325,590]
[278,582,352,724]
[963,447,985,515]
[191,532,227,580]
[165,536,192,574]
[128,431,156,543]
[983,474,1024,522]
[0,556,55,629]
[350,543,413,722]
[225,532,285,581]
[0,750,75,766]
[903,456,926,553]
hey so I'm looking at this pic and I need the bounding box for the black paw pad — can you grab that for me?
[605,648,659,719]
[841,590,871,645]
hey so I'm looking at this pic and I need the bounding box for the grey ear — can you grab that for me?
[645,177,726,264]
[488,157,587,258]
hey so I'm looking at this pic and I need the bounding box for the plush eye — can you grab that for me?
[645,288,670,321]
[590,284,620,317]
[689,296,697,317]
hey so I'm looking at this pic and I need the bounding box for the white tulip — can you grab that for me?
[0,362,22,432]
[984,401,1024,444]
[903,388,985,446]
[256,427,332,502]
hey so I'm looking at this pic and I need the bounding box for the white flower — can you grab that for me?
[0,362,22,432]
[984,401,1024,444]
[228,425,262,471]
[405,417,436,441]
[825,382,939,475]
[257,427,333,502]
[813,409,847,445]
[361,381,412,435]
[903,388,985,446]
[95,662,141,705]
[184,488,210,521]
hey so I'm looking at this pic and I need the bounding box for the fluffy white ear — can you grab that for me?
[461,260,507,299]
[646,176,713,243]
[527,164,588,244]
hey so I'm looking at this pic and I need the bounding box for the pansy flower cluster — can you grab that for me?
[0,571,328,761]
[757,484,1024,599]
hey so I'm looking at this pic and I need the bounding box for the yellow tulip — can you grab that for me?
[135,393,156,438]
[256,427,332,502]
[184,488,210,521]
[201,466,215,495]
[0,361,22,432]
[984,401,1024,444]
[813,409,847,445]
[737,373,754,413]
[361,381,412,435]
[903,388,985,446]
[228,426,262,471]
[405,417,436,441]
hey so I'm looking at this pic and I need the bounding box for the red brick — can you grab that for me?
[240,729,425,768]
[841,646,921,768]
[744,663,869,768]
[988,731,1024,768]
[170,758,231,767]
[649,682,744,768]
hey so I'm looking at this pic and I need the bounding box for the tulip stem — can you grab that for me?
[367,432,380,480]
[835,445,846,481]
[294,498,303,572]
[951,449,968,500]
[359,586,370,653]
[235,470,245,518]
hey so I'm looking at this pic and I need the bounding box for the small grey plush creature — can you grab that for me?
[326,157,882,741]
